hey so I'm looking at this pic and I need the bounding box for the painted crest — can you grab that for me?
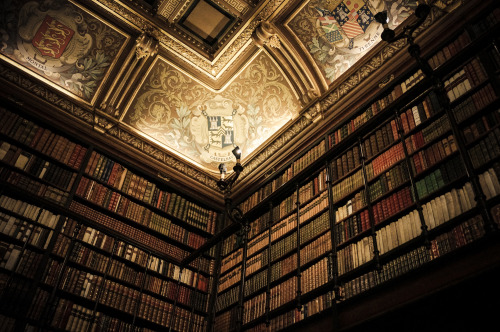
[317,15,343,43]
[317,0,374,49]
[206,115,235,149]
[190,95,249,164]
[31,15,75,59]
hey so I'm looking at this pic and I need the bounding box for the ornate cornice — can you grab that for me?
[0,61,219,192]
[93,0,288,79]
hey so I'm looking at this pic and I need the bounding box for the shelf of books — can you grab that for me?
[0,105,220,331]
[215,7,500,332]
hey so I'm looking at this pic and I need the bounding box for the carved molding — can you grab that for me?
[0,61,219,192]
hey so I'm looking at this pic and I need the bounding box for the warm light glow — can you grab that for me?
[219,163,227,180]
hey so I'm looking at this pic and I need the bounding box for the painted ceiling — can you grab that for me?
[0,0,460,194]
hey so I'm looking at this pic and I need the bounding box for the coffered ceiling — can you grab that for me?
[0,0,462,202]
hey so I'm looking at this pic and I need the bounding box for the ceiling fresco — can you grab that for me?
[288,0,416,84]
[0,0,464,192]
[123,50,300,171]
[0,0,129,103]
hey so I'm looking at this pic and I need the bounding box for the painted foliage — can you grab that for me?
[289,0,418,84]
[124,51,300,173]
[0,0,127,102]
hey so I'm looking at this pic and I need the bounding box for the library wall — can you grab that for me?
[212,3,500,332]
[0,105,221,331]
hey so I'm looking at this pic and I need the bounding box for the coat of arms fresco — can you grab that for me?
[124,52,300,173]
[290,0,418,83]
[0,0,127,102]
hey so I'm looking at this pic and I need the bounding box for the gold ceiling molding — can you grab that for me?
[94,0,288,79]
[0,61,219,192]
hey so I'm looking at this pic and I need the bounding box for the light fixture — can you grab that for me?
[375,2,433,77]
[374,11,395,42]
[217,146,244,193]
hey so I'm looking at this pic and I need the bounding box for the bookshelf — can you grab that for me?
[0,104,220,331]
[210,4,500,332]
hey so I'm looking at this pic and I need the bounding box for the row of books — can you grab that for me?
[414,155,465,199]
[57,218,210,289]
[337,235,374,276]
[368,161,409,202]
[299,211,330,246]
[410,134,458,175]
[0,195,60,229]
[300,257,328,294]
[0,239,40,272]
[136,292,207,331]
[270,170,327,224]
[298,191,328,224]
[479,167,500,199]
[270,231,296,263]
[0,107,87,170]
[362,120,398,164]
[291,141,325,176]
[221,234,239,257]
[215,283,239,313]
[365,142,405,180]
[249,292,334,332]
[241,155,327,215]
[398,91,442,135]
[331,144,362,182]
[69,201,188,260]
[145,270,209,299]
[328,100,379,149]
[220,248,242,275]
[77,177,207,249]
[244,268,267,297]
[269,276,296,311]
[247,230,269,258]
[376,209,421,255]
[48,298,159,332]
[331,169,363,202]
[271,214,296,243]
[85,151,217,234]
[219,265,242,293]
[451,85,494,124]
[343,215,486,300]
[462,109,500,145]
[0,142,77,192]
[0,244,37,279]
[335,208,370,245]
[61,239,144,290]
[334,190,366,223]
[328,68,424,150]
[469,128,500,169]
[247,250,268,278]
[444,57,487,103]
[213,307,238,332]
[428,30,471,70]
[0,167,69,205]
[43,258,208,319]
[372,186,414,225]
[404,114,451,156]
[271,252,297,283]
[243,291,266,324]
[423,182,476,231]
[0,212,54,249]
[249,213,271,240]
